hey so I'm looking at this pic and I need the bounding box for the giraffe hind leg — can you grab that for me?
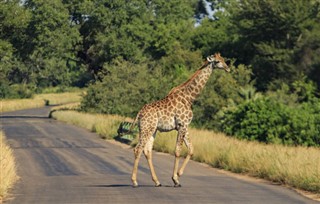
[131,126,159,187]
[131,141,143,187]
[143,135,161,187]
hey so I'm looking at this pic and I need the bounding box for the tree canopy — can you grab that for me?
[1,0,319,90]
[1,0,319,145]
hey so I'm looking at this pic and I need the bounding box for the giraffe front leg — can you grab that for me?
[172,130,184,187]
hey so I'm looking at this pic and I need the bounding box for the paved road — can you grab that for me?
[1,107,317,204]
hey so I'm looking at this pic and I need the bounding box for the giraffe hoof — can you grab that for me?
[174,183,182,188]
[155,183,162,187]
[132,181,139,188]
[172,176,180,187]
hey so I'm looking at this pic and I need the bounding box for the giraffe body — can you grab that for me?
[131,53,229,187]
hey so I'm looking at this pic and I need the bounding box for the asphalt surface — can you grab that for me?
[1,107,318,204]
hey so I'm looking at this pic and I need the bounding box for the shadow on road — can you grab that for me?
[87,184,175,188]
[0,115,49,119]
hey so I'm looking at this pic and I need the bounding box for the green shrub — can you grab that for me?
[0,81,12,98]
[80,60,169,117]
[192,64,254,130]
[221,97,320,146]
[289,99,320,146]
[0,82,34,99]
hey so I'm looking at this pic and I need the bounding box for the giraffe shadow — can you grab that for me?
[88,184,174,188]
[88,184,131,188]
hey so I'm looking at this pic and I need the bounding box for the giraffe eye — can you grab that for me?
[207,56,214,62]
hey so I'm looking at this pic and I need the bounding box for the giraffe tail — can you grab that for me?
[117,113,139,136]
[128,113,139,133]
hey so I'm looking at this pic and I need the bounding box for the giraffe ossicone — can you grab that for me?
[131,53,229,187]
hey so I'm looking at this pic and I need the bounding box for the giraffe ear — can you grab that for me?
[214,52,221,57]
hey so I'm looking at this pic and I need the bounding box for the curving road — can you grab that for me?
[1,107,317,204]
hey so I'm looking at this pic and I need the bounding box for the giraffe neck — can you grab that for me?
[169,64,213,104]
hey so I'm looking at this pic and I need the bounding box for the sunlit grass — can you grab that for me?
[154,129,320,194]
[0,131,18,201]
[34,92,83,105]
[1,91,83,113]
[1,98,45,113]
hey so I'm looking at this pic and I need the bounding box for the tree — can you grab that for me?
[75,0,154,79]
[0,0,31,56]
[76,0,198,79]
[226,0,320,90]
[23,0,82,87]
[0,0,32,97]
[293,20,320,90]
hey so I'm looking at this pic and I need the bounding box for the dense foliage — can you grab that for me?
[221,97,320,146]
[1,0,319,146]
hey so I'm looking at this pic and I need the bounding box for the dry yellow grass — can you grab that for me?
[50,102,81,112]
[50,109,320,194]
[1,98,45,113]
[0,131,18,201]
[154,129,320,193]
[34,92,83,105]
[1,91,83,113]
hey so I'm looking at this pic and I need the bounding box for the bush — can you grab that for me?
[221,98,286,143]
[289,99,320,146]
[80,60,169,117]
[0,82,34,99]
[192,64,254,130]
[0,81,12,98]
[221,97,320,146]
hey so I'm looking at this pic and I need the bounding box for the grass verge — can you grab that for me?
[154,130,320,194]
[1,92,83,113]
[50,108,320,196]
[0,131,18,202]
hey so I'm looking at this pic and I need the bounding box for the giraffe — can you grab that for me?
[130,53,230,187]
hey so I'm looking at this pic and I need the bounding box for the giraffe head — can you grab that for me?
[207,53,230,72]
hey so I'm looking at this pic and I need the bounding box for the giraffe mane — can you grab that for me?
[167,60,210,95]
